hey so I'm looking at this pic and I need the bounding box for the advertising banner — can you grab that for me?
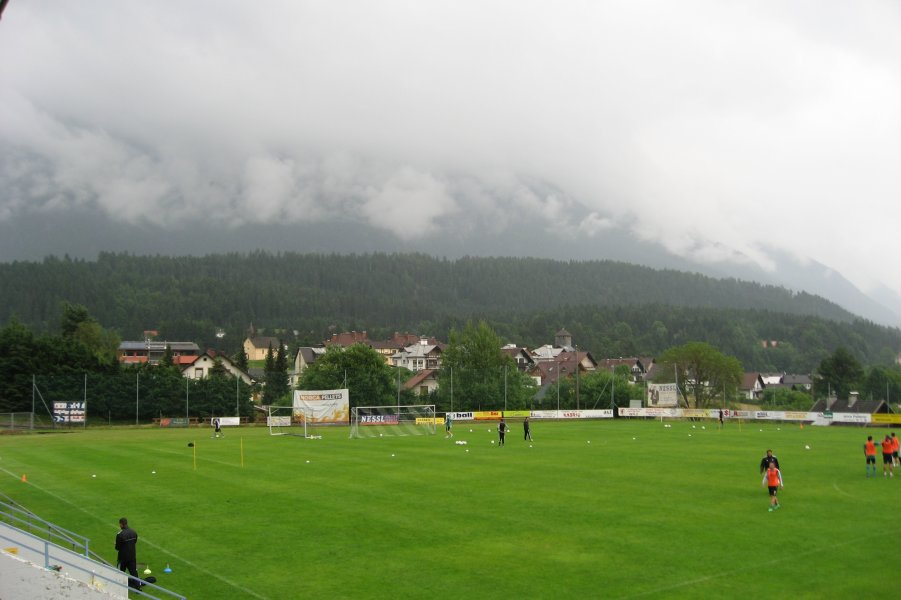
[359,414,399,425]
[831,412,871,424]
[871,414,901,425]
[294,389,350,424]
[550,409,614,419]
[53,401,85,423]
[159,418,190,428]
[647,383,679,407]
[783,411,812,421]
[474,411,504,420]
[447,411,474,421]
[502,410,531,418]
[682,409,711,418]
[753,411,782,421]
[618,407,681,418]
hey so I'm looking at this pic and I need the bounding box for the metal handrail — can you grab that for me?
[1,500,187,599]
[1,500,91,556]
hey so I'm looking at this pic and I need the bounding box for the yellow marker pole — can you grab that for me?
[193,440,197,470]
[240,436,245,467]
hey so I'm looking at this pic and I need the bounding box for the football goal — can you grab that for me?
[349,405,436,439]
[266,405,320,438]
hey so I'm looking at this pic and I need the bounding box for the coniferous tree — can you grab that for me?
[262,341,290,404]
[271,340,291,400]
[232,348,249,372]
[262,343,277,405]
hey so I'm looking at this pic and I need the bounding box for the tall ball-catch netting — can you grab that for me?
[0,412,39,431]
[350,405,437,439]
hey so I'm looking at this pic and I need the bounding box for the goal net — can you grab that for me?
[266,405,319,438]
[349,405,436,439]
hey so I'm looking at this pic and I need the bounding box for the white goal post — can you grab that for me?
[265,405,320,438]
[349,405,437,439]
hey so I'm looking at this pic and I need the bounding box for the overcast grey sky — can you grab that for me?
[1,2,900,300]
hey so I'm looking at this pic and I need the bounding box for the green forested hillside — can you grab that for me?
[0,251,898,372]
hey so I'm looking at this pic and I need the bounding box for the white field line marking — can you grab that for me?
[1,465,269,600]
[832,480,854,498]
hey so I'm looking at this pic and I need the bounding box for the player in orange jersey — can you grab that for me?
[881,435,894,478]
[891,432,899,467]
[761,463,784,511]
[864,436,878,477]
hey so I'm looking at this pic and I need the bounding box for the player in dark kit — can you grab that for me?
[523,416,532,442]
[115,517,140,589]
[759,449,780,474]
[498,418,507,446]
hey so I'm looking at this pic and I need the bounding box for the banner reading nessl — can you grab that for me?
[293,389,350,424]
[647,383,679,407]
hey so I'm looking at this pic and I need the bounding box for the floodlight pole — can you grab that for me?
[450,367,454,412]
[136,373,140,425]
[610,365,614,410]
[575,345,580,410]
[186,377,189,420]
[503,365,507,412]
[556,365,560,413]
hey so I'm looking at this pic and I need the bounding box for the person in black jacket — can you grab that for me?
[115,517,140,589]
[759,449,780,474]
[498,417,507,446]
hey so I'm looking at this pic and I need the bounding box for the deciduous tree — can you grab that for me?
[655,342,743,408]
[814,347,864,400]
[297,344,395,407]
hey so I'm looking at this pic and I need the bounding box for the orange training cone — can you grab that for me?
[21,474,26,482]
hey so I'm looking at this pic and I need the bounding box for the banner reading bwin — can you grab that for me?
[293,389,350,425]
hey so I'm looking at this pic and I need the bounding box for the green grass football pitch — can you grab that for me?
[1,419,898,599]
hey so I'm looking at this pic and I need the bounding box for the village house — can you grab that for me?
[243,335,282,361]
[403,368,440,397]
[182,351,253,385]
[392,338,443,372]
[117,340,200,365]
